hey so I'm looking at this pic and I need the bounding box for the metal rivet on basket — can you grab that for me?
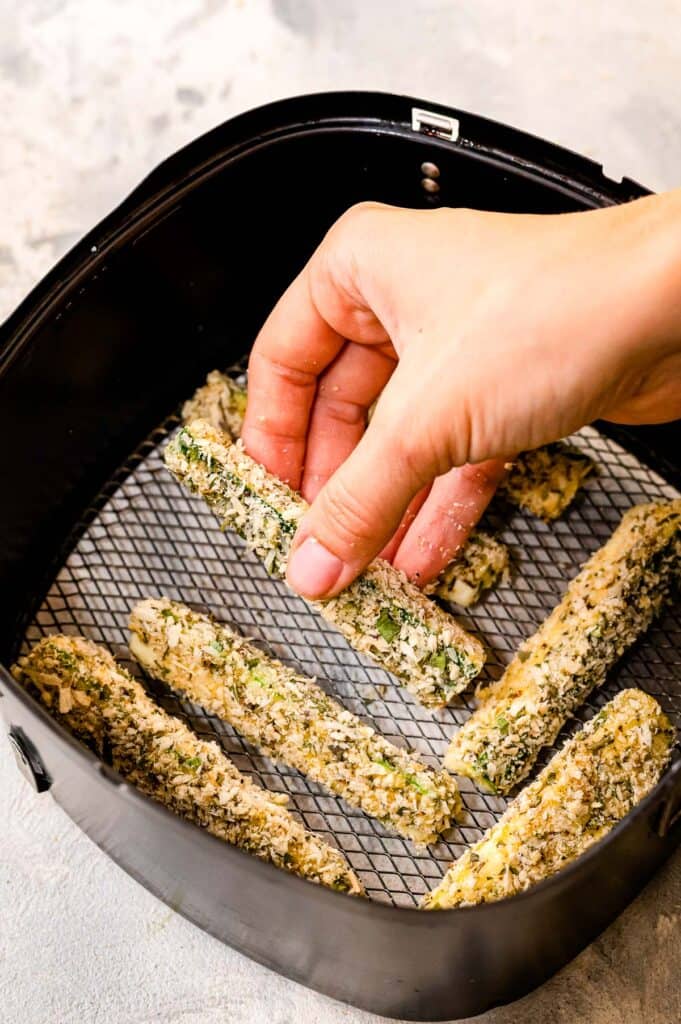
[421,177,440,194]
[421,161,440,179]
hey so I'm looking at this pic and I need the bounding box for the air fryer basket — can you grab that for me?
[1,93,680,1022]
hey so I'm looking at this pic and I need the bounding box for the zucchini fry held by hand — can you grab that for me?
[182,368,508,611]
[181,372,595,522]
[129,597,461,845]
[424,689,674,909]
[445,500,681,794]
[181,371,247,438]
[182,370,248,440]
[12,635,362,895]
[165,420,485,709]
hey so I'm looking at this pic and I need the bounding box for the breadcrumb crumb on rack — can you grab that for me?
[164,419,485,709]
[12,634,363,896]
[129,597,461,844]
[445,500,681,794]
[424,689,674,908]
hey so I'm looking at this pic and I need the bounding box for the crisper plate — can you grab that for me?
[21,409,681,907]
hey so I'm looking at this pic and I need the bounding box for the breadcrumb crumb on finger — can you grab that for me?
[12,634,362,896]
[424,689,674,908]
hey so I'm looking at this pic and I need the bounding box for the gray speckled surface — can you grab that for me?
[1,3,681,1022]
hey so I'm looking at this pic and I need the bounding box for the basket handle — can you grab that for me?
[656,756,681,838]
[7,727,51,794]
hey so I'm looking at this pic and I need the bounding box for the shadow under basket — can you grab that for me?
[1,92,680,1022]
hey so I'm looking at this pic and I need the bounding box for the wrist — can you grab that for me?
[598,190,681,424]
[617,190,681,356]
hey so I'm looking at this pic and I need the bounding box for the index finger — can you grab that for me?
[242,268,346,489]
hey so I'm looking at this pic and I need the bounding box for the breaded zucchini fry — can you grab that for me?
[181,374,594,520]
[165,420,485,709]
[433,530,509,608]
[184,375,509,609]
[12,634,362,895]
[445,500,681,793]
[499,442,595,520]
[129,597,461,845]
[182,370,248,440]
[425,689,674,908]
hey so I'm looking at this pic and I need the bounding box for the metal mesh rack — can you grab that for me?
[21,415,681,907]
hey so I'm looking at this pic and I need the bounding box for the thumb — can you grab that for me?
[286,398,433,600]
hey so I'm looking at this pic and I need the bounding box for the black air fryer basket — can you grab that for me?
[1,93,680,1022]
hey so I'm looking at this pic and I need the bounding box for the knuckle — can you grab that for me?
[339,201,386,230]
[394,433,427,482]
[329,202,388,255]
[251,351,316,391]
[393,425,447,486]
[443,405,474,468]
[314,394,366,426]
[318,476,377,551]
[457,461,501,492]
[313,204,391,326]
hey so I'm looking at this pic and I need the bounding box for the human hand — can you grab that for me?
[242,193,681,599]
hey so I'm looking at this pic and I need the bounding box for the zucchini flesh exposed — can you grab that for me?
[12,635,362,895]
[433,530,509,608]
[445,500,681,793]
[129,597,461,844]
[165,419,485,709]
[499,442,595,520]
[425,689,674,908]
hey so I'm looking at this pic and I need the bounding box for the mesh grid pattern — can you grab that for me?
[22,417,681,906]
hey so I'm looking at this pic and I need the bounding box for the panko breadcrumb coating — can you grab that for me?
[13,634,362,895]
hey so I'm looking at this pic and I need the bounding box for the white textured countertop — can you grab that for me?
[1,3,681,1022]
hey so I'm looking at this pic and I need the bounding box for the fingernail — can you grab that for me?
[286,537,344,599]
